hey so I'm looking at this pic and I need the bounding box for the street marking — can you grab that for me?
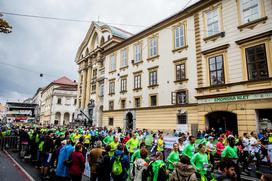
[3,150,35,181]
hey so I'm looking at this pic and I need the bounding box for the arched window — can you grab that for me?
[107,35,111,41]
[100,36,105,46]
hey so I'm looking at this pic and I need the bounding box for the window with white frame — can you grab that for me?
[134,74,141,89]
[240,0,260,24]
[175,24,185,48]
[120,48,128,67]
[176,63,186,81]
[149,36,158,57]
[99,84,104,97]
[134,44,142,63]
[120,78,127,92]
[109,54,116,71]
[206,8,220,36]
[109,101,114,110]
[149,70,158,86]
[109,81,115,94]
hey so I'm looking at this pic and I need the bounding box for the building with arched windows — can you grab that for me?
[40,76,77,125]
[76,0,272,135]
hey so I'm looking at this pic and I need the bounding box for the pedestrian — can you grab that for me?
[88,140,104,181]
[111,144,130,181]
[133,148,149,181]
[170,155,197,181]
[167,143,179,173]
[214,158,236,181]
[69,143,85,181]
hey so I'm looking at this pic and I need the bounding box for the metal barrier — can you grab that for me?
[0,136,19,151]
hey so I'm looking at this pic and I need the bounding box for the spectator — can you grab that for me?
[69,143,86,181]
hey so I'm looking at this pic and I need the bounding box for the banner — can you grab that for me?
[164,136,179,149]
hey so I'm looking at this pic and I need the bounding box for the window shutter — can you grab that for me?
[171,92,176,104]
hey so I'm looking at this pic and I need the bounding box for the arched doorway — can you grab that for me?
[55,112,61,125]
[205,111,238,135]
[64,112,70,125]
[126,112,133,129]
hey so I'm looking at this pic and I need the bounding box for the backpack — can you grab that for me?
[112,155,123,176]
[95,154,105,172]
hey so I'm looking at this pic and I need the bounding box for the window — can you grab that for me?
[109,101,114,110]
[176,63,186,81]
[108,117,114,126]
[134,43,142,63]
[149,36,158,57]
[209,55,225,86]
[134,74,141,89]
[174,25,185,48]
[172,91,187,105]
[149,70,157,86]
[240,0,260,24]
[120,48,128,67]
[74,99,77,105]
[109,81,115,94]
[120,78,127,92]
[109,54,116,71]
[99,84,104,97]
[135,97,141,108]
[121,99,126,109]
[177,112,187,124]
[57,98,62,104]
[206,9,220,36]
[92,84,96,93]
[150,95,157,107]
[93,69,97,79]
[245,44,268,80]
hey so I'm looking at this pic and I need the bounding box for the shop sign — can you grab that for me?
[198,92,272,104]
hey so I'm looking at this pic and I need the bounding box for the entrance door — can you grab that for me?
[126,112,133,129]
[206,111,238,135]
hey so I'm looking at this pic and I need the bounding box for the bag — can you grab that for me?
[63,153,73,167]
[95,154,105,172]
[112,155,123,176]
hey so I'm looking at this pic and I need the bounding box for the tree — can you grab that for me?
[0,13,12,33]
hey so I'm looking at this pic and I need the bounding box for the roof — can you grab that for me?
[53,76,76,86]
[95,21,133,39]
[105,0,204,54]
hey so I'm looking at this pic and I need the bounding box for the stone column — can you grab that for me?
[60,113,64,126]
[76,71,81,109]
[85,59,92,108]
[81,68,87,109]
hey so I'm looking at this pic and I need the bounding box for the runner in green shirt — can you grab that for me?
[182,136,196,159]
[167,143,179,171]
[103,131,113,145]
[108,136,119,157]
[221,136,238,159]
[191,144,209,175]
[126,133,139,156]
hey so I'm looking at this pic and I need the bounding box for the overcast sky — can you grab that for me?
[0,0,197,103]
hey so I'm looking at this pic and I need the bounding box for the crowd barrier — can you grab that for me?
[0,136,19,151]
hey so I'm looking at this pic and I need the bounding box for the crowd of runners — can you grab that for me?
[0,124,272,181]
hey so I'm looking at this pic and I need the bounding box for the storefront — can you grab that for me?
[197,92,272,135]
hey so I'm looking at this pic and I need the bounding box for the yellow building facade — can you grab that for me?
[76,0,272,135]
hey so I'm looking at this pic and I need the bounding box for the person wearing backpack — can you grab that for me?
[133,148,149,181]
[111,143,130,181]
[148,152,169,181]
[170,155,197,181]
[89,141,104,181]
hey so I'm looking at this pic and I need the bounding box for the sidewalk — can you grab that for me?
[0,151,31,181]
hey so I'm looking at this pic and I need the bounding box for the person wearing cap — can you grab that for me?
[206,136,216,166]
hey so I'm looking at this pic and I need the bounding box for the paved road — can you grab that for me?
[0,151,29,181]
[7,150,89,181]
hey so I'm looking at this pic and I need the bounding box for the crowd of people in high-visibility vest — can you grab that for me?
[0,124,272,181]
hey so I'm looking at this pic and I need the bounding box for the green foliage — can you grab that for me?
[0,13,12,34]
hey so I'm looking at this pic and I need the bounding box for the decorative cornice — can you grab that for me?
[201,44,230,55]
[235,30,272,45]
